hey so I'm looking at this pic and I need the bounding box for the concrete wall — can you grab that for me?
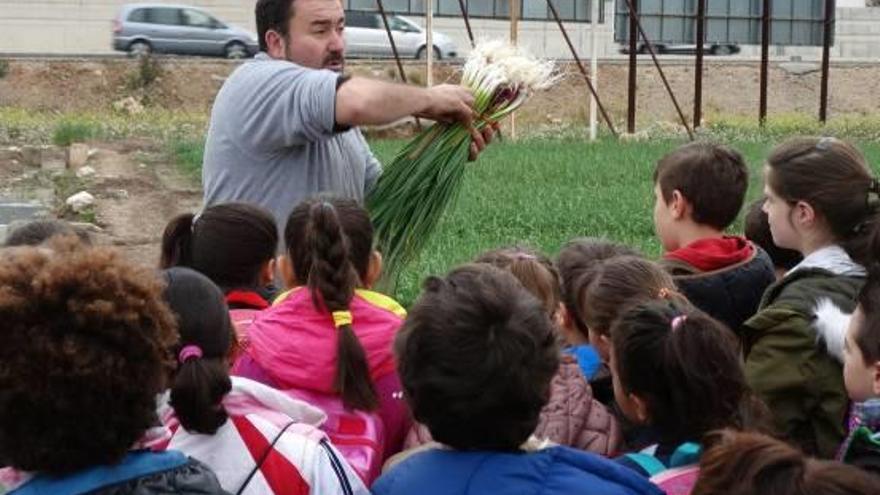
[0,1,878,61]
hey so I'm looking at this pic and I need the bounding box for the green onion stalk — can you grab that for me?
[368,40,555,284]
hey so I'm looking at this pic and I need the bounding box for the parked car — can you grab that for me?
[620,42,740,56]
[113,3,259,59]
[344,11,457,60]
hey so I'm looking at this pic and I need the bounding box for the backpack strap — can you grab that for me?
[236,421,295,495]
[319,438,355,495]
[622,453,667,477]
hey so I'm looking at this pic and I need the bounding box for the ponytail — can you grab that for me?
[170,352,232,434]
[159,213,195,269]
[162,267,235,435]
[305,202,378,411]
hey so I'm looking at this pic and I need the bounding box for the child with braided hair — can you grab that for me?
[232,196,409,481]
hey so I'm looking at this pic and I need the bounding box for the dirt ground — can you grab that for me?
[0,139,201,265]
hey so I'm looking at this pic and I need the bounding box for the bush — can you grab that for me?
[0,59,8,79]
[169,138,205,177]
[52,119,99,146]
[126,55,162,90]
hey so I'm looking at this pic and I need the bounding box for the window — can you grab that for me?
[146,7,182,26]
[343,0,603,23]
[390,16,419,32]
[182,9,214,28]
[127,8,147,23]
[346,11,380,28]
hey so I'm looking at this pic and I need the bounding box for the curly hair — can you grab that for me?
[0,240,177,474]
[396,264,560,451]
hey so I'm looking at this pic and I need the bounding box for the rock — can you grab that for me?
[42,158,66,172]
[65,191,95,213]
[75,166,96,178]
[69,221,103,233]
[780,62,820,76]
[67,143,90,169]
[20,146,42,168]
[112,96,144,115]
[108,189,129,200]
[87,148,99,159]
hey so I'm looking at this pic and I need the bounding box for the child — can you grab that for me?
[233,197,410,460]
[744,137,878,458]
[653,142,775,335]
[611,300,762,482]
[4,218,92,246]
[373,264,663,495]
[160,202,278,312]
[556,237,640,380]
[0,240,225,494]
[577,256,682,365]
[692,430,878,495]
[836,269,880,475]
[402,247,620,456]
[744,198,803,280]
[155,267,368,494]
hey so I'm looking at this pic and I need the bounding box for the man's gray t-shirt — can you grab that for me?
[202,53,382,228]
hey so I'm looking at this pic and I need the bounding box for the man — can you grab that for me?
[203,0,492,228]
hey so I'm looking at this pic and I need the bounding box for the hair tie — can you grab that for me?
[332,310,353,328]
[671,315,688,331]
[178,345,203,363]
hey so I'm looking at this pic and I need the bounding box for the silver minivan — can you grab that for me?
[344,11,457,60]
[112,4,259,58]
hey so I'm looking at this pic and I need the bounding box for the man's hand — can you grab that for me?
[417,84,476,124]
[468,121,500,162]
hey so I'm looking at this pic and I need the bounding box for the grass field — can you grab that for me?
[367,137,880,305]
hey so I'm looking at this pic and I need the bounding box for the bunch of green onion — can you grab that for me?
[368,40,556,283]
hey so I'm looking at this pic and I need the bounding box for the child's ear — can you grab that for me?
[363,251,383,289]
[795,200,818,228]
[278,255,298,289]
[259,258,276,287]
[670,190,689,220]
[629,393,651,424]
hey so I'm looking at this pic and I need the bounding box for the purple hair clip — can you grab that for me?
[178,345,203,363]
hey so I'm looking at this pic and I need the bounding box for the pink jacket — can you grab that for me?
[404,358,620,456]
[232,287,411,457]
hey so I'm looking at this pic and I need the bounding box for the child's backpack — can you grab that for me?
[286,387,386,486]
[624,442,701,495]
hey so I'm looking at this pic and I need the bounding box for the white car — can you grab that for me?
[344,11,457,60]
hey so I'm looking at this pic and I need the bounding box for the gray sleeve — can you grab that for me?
[239,63,340,149]
[358,132,383,195]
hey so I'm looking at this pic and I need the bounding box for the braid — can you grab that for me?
[306,202,378,411]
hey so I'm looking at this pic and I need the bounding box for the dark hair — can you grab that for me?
[475,246,561,315]
[692,430,879,495]
[4,219,92,247]
[577,256,681,337]
[160,202,278,292]
[766,137,879,267]
[256,0,296,52]
[611,301,755,444]
[0,239,176,474]
[556,238,641,337]
[395,264,559,451]
[163,267,234,435]
[654,142,749,230]
[744,198,803,271]
[285,197,377,411]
